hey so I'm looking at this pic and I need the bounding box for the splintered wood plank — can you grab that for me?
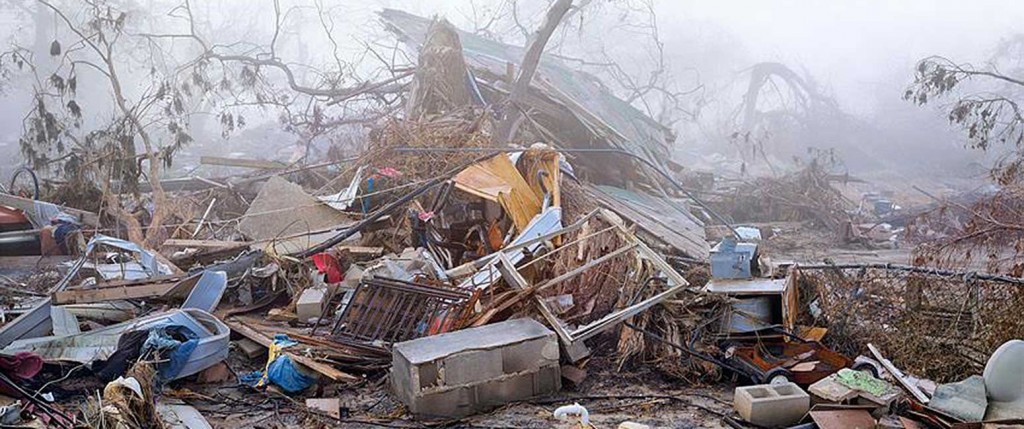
[52,277,183,305]
[200,156,288,170]
[0,194,99,227]
[225,318,360,383]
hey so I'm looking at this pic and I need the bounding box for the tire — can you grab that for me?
[761,367,792,385]
[9,167,39,200]
[851,361,879,378]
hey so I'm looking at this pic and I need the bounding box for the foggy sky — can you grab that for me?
[665,0,1024,114]
[4,0,1024,178]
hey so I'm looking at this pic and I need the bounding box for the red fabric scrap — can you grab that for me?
[311,253,344,284]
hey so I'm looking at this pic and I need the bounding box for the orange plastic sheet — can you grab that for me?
[453,155,541,232]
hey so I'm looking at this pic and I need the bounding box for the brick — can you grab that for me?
[197,362,231,384]
[734,383,810,427]
[561,365,587,386]
[502,337,559,374]
[561,340,591,364]
[443,349,503,386]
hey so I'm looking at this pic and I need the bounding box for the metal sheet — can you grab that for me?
[705,278,788,295]
[457,207,562,290]
[0,299,52,348]
[590,185,708,259]
[50,306,80,336]
[181,271,228,313]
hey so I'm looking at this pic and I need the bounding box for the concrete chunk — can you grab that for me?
[296,287,328,322]
[306,398,341,419]
[734,383,810,427]
[503,337,559,374]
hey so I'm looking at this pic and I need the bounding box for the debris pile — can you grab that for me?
[1,9,1023,429]
[712,160,854,230]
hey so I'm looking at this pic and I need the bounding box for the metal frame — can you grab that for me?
[332,276,473,344]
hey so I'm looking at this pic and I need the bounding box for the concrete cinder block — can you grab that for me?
[407,385,475,418]
[502,336,559,374]
[476,372,536,407]
[391,318,559,419]
[534,364,561,394]
[734,383,810,427]
[417,361,439,390]
[443,349,503,386]
[296,287,328,322]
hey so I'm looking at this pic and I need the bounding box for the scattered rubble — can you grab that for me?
[0,8,1021,429]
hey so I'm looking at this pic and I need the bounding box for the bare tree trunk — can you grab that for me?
[406,19,472,120]
[495,0,573,144]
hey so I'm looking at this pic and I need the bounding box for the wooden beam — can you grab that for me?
[334,245,385,256]
[162,239,252,249]
[868,343,930,404]
[200,156,287,170]
[0,194,99,227]
[497,253,575,344]
[225,318,360,383]
[52,277,183,305]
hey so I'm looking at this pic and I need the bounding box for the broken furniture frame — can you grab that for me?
[330,276,475,344]
[487,209,693,349]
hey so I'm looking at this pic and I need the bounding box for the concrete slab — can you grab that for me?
[931,375,987,422]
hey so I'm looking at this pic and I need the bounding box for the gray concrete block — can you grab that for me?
[408,385,475,418]
[534,364,561,394]
[502,336,559,374]
[296,287,327,322]
[734,383,810,427]
[391,318,560,419]
[476,372,536,407]
[443,348,503,386]
[394,318,555,365]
